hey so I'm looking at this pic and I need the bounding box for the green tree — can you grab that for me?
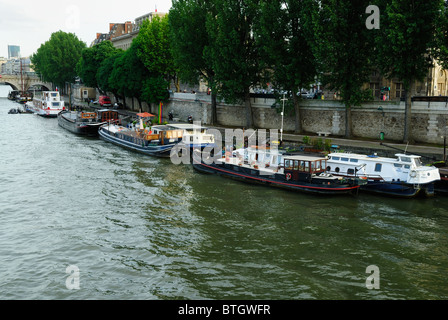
[434,1,448,70]
[77,41,120,91]
[376,0,445,143]
[122,44,148,111]
[133,15,176,86]
[256,0,318,134]
[31,30,86,91]
[133,15,175,112]
[109,51,128,108]
[169,0,218,125]
[206,0,262,129]
[312,0,375,138]
[97,51,124,105]
[141,76,170,105]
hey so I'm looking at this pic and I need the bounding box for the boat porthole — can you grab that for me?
[335,167,340,173]
[327,166,331,171]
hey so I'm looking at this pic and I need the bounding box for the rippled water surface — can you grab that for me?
[1,85,448,300]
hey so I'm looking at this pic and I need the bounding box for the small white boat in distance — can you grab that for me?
[326,152,441,197]
[27,91,65,118]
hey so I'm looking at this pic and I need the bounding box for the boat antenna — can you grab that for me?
[404,142,409,154]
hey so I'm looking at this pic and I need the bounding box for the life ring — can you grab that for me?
[286,173,292,181]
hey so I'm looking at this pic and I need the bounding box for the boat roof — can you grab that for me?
[137,112,155,118]
[151,125,171,131]
[167,123,208,130]
[284,154,326,161]
[329,153,421,161]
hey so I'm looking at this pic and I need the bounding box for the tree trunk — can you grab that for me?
[244,89,254,129]
[175,77,180,92]
[211,92,218,125]
[403,82,414,143]
[292,90,302,134]
[137,98,142,113]
[345,105,352,138]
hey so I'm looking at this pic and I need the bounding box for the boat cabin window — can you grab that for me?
[347,169,355,175]
[294,161,299,171]
[51,93,58,97]
[414,158,422,167]
[341,157,349,162]
[304,162,310,172]
[332,156,340,161]
[400,156,411,163]
[404,165,410,169]
[375,163,382,172]
[285,159,326,173]
[350,159,358,163]
[394,164,402,168]
[52,102,60,107]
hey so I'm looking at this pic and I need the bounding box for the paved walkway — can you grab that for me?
[208,126,446,163]
[281,132,445,158]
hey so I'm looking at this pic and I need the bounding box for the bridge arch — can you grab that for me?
[28,83,51,91]
[0,74,52,92]
[0,82,19,91]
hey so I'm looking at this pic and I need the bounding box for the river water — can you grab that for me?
[1,84,448,300]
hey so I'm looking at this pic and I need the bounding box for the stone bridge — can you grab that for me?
[0,73,52,91]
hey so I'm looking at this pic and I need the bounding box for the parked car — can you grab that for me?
[113,102,124,109]
[99,96,112,107]
[307,92,318,99]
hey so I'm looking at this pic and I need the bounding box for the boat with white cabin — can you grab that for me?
[99,121,183,157]
[26,91,65,118]
[192,145,366,195]
[326,152,441,197]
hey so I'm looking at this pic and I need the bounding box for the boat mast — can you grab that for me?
[20,57,24,93]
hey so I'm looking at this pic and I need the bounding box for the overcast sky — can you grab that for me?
[0,0,173,58]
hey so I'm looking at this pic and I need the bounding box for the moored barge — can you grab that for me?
[58,109,120,136]
[192,146,365,195]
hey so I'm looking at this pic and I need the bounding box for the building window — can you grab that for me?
[370,83,380,99]
[395,83,405,99]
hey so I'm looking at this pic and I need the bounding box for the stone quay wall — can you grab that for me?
[119,92,448,145]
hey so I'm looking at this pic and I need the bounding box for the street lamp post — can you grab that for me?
[281,94,288,144]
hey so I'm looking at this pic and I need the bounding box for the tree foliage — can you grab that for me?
[77,41,120,90]
[134,15,175,81]
[31,30,86,90]
[96,51,123,100]
[255,0,318,134]
[434,1,448,70]
[206,0,262,128]
[312,0,375,138]
[169,0,218,124]
[375,0,445,142]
